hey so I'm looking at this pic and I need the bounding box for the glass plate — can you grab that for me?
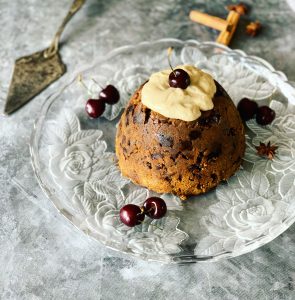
[30,39,295,264]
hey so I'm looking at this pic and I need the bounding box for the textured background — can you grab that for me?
[1,0,295,299]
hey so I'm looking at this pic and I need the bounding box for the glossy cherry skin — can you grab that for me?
[237,98,258,121]
[99,85,120,105]
[169,69,190,89]
[85,99,105,118]
[120,204,145,227]
[256,106,275,125]
[143,197,167,219]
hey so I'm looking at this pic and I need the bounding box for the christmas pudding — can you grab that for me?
[115,65,245,199]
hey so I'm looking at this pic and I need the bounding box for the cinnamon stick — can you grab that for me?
[189,11,228,32]
[216,11,240,45]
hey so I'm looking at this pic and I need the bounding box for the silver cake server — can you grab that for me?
[4,0,86,115]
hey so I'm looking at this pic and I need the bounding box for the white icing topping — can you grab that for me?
[141,65,216,121]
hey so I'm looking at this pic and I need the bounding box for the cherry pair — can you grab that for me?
[237,98,275,125]
[85,84,120,118]
[119,197,167,227]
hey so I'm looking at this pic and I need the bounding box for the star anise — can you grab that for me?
[246,21,262,37]
[226,3,248,15]
[255,142,278,160]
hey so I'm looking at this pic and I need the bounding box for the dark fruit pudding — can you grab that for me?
[115,65,245,199]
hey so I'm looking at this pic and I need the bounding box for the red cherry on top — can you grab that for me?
[169,69,190,89]
[99,85,120,105]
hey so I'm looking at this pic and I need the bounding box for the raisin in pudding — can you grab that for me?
[115,65,245,199]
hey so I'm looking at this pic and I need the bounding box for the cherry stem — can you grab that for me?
[140,220,163,230]
[91,78,103,89]
[140,205,155,214]
[77,74,92,96]
[149,223,163,230]
[253,75,259,100]
[167,47,175,75]
[113,214,163,230]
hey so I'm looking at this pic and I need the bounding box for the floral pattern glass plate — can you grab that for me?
[30,39,295,264]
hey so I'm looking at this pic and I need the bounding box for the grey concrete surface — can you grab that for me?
[1,0,295,299]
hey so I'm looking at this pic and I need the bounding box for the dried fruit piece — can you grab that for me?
[226,3,248,15]
[246,21,262,37]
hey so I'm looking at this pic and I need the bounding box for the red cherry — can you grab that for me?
[256,106,275,125]
[85,99,105,118]
[169,69,190,89]
[120,204,145,227]
[99,85,120,105]
[143,197,167,219]
[237,98,258,121]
